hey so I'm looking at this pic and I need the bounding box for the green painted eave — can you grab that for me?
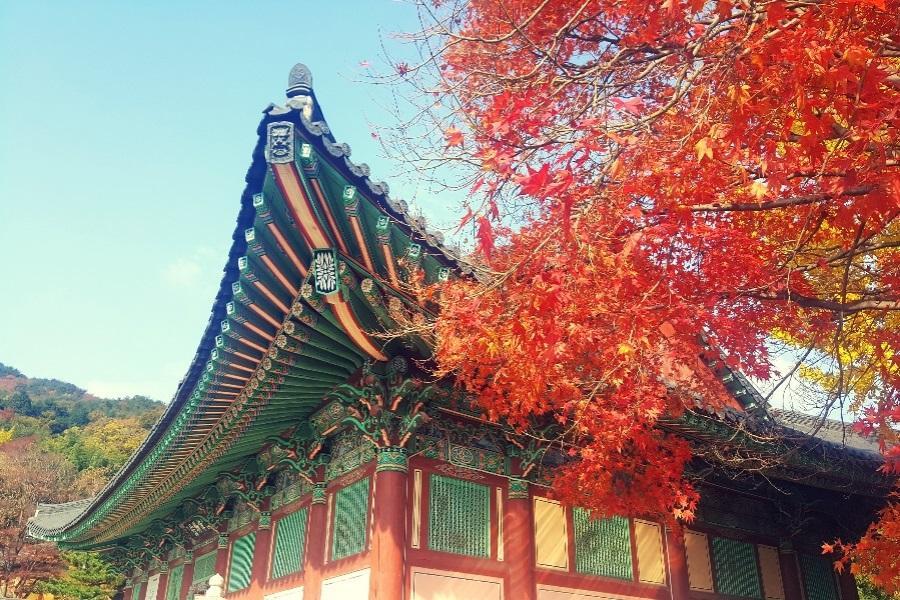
[30,94,462,549]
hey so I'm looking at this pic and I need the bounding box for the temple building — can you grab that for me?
[28,64,893,600]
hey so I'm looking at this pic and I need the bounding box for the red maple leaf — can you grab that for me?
[475,216,495,257]
[516,164,552,198]
[444,125,464,148]
[611,96,646,116]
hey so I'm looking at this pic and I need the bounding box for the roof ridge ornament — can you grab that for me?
[287,63,313,97]
[286,63,314,120]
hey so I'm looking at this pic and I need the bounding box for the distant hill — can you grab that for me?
[0,362,164,435]
[0,364,166,599]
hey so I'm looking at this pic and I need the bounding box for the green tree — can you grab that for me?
[0,364,23,378]
[859,576,900,600]
[6,387,34,417]
[38,552,123,600]
[43,417,149,474]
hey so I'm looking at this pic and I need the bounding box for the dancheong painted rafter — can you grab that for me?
[28,64,893,600]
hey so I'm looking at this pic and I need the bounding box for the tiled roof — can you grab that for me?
[29,498,96,536]
[770,408,883,460]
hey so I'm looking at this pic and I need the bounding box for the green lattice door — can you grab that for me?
[166,564,184,600]
[573,509,633,579]
[799,555,839,600]
[227,533,256,592]
[428,474,491,557]
[331,477,370,561]
[192,551,216,586]
[711,537,763,598]
[270,507,309,579]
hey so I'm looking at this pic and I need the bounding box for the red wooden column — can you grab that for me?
[179,552,195,600]
[123,583,133,600]
[302,481,328,600]
[154,570,169,600]
[369,447,409,600]
[249,503,273,594]
[215,526,230,580]
[779,543,805,600]
[505,478,537,600]
[665,526,691,600]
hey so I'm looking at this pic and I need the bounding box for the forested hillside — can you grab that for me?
[0,362,164,599]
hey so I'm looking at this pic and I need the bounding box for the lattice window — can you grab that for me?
[573,509,633,579]
[270,507,309,579]
[428,474,491,558]
[192,551,216,584]
[166,564,184,600]
[685,530,714,591]
[799,555,839,600]
[227,533,256,593]
[711,537,763,598]
[634,520,666,584]
[331,477,370,561]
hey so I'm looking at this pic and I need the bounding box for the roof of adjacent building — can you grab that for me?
[771,408,883,459]
[32,499,96,532]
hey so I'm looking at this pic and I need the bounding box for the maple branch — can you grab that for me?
[687,186,874,212]
[763,342,817,403]
[435,0,555,44]
[742,291,900,313]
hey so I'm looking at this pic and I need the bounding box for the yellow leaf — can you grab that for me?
[727,83,751,107]
[609,156,625,178]
[750,180,768,200]
[618,342,634,355]
[695,137,713,162]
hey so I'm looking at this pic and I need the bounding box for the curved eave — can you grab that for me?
[29,96,461,547]
[276,107,467,275]
[27,119,271,545]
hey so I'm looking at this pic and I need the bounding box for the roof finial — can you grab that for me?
[285,63,315,120]
[287,63,313,98]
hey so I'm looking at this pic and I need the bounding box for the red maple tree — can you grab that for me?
[0,441,74,597]
[395,0,900,589]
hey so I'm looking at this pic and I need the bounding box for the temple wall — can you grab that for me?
[121,453,854,600]
[320,569,369,599]
[410,568,503,599]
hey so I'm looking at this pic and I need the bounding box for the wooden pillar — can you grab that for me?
[838,570,859,600]
[369,447,409,600]
[779,544,805,600]
[215,527,230,581]
[250,505,273,593]
[665,526,691,600]
[505,478,536,600]
[179,552,195,600]
[303,481,328,600]
[154,570,169,600]
[123,584,133,600]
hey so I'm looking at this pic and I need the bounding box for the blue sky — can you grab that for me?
[0,1,456,401]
